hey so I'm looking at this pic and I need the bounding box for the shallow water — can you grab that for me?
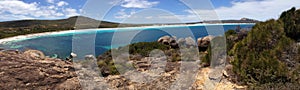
[0,24,254,59]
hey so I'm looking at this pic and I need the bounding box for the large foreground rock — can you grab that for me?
[0,50,81,89]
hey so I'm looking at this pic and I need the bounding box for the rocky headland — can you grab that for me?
[0,34,245,89]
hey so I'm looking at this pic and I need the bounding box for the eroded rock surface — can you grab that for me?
[0,50,81,90]
[0,49,244,90]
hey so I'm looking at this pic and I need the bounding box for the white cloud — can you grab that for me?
[114,9,136,19]
[154,14,200,23]
[120,0,159,8]
[145,16,153,19]
[109,0,121,5]
[48,5,57,10]
[64,8,80,17]
[113,0,300,23]
[113,9,200,24]
[57,1,68,7]
[0,14,34,21]
[0,0,79,21]
[185,9,218,21]
[46,0,55,4]
[190,0,300,21]
[0,0,39,15]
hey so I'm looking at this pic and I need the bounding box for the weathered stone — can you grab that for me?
[158,36,171,43]
[85,55,96,61]
[24,50,45,60]
[0,50,81,90]
[197,35,215,51]
[177,38,186,45]
[185,37,196,47]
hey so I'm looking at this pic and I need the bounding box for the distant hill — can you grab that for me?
[202,18,260,23]
[0,16,259,39]
[0,16,120,30]
[0,16,125,38]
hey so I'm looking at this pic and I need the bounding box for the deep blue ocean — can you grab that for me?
[0,24,255,59]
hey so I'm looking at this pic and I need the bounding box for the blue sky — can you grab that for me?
[0,0,300,23]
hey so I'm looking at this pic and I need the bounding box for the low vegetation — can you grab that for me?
[97,42,174,76]
[96,41,202,76]
[225,8,300,88]
[200,7,300,89]
[280,7,300,41]
[231,19,296,84]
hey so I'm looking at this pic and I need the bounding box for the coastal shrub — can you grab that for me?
[97,42,171,76]
[201,45,211,67]
[128,42,170,56]
[231,19,299,85]
[225,29,237,35]
[298,46,300,61]
[108,64,120,75]
[249,82,300,89]
[280,7,300,41]
[225,30,238,54]
[168,49,181,62]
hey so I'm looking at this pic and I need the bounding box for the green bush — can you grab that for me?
[225,29,237,36]
[231,19,298,85]
[128,42,170,56]
[97,42,171,76]
[225,30,238,54]
[201,45,211,66]
[280,7,300,41]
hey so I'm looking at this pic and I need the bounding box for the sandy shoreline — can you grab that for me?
[0,30,75,44]
[0,23,255,44]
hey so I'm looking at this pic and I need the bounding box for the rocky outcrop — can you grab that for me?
[24,50,45,60]
[157,35,178,48]
[157,36,198,48]
[0,48,243,89]
[0,49,183,89]
[0,50,81,90]
[75,54,181,90]
[157,35,215,51]
[197,35,214,51]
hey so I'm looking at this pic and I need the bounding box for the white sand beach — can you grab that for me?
[0,23,255,44]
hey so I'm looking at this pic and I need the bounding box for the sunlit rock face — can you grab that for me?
[0,49,81,90]
[157,35,216,51]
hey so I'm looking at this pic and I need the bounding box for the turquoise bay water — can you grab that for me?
[0,24,255,59]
